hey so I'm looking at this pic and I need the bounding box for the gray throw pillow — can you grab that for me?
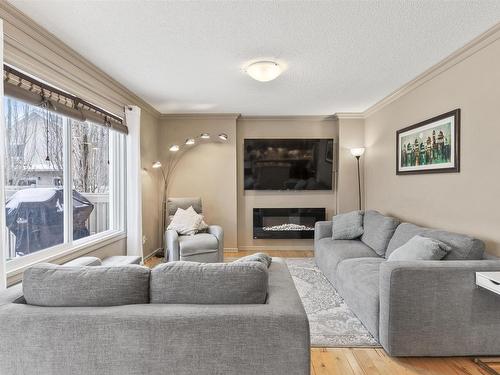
[233,252,272,268]
[387,235,452,261]
[331,211,364,240]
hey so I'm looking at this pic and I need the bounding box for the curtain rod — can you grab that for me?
[3,64,123,124]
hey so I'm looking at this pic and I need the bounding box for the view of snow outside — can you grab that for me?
[3,97,111,260]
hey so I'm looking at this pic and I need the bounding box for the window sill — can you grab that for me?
[6,231,126,284]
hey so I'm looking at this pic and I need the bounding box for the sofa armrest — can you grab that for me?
[208,225,224,262]
[314,221,332,244]
[165,229,180,262]
[379,260,500,356]
[0,284,25,306]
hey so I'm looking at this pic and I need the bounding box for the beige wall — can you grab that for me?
[237,117,338,251]
[141,110,161,257]
[159,115,239,251]
[364,36,500,256]
[337,117,365,213]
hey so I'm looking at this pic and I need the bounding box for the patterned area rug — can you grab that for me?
[285,258,379,348]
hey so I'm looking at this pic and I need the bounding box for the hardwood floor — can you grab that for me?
[144,250,496,375]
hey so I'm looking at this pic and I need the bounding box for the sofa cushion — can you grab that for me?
[178,233,219,257]
[386,222,485,260]
[387,235,451,261]
[314,238,379,286]
[23,264,150,307]
[361,210,400,256]
[336,258,385,339]
[332,210,364,240]
[150,261,268,304]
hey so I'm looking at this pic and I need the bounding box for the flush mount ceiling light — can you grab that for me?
[185,138,196,145]
[169,144,180,152]
[200,133,210,139]
[245,61,282,82]
[218,133,228,141]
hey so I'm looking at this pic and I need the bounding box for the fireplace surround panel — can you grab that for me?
[253,208,326,239]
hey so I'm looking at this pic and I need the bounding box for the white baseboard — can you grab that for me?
[237,245,314,251]
[143,248,163,261]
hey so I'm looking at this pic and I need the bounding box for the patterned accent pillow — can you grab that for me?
[332,211,364,240]
[167,206,203,235]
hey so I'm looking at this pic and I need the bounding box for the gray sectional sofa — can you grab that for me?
[315,210,500,357]
[0,258,310,375]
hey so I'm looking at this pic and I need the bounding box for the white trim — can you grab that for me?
[0,20,6,291]
[125,105,143,260]
[6,230,126,280]
[143,247,163,261]
[237,245,314,251]
[159,113,240,120]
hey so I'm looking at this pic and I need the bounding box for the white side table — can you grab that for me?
[476,272,500,295]
[475,272,500,375]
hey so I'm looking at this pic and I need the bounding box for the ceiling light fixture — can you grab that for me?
[218,133,228,141]
[245,61,282,82]
[185,138,195,145]
[152,161,162,169]
[169,144,180,152]
[200,133,210,139]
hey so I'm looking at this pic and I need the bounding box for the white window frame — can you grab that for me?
[2,99,127,279]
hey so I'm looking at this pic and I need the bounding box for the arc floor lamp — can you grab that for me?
[152,132,229,251]
[350,147,365,210]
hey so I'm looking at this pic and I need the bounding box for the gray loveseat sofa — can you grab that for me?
[0,258,309,375]
[315,210,500,357]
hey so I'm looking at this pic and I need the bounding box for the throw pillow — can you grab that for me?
[387,235,452,261]
[233,252,272,268]
[331,211,364,240]
[361,210,400,256]
[185,206,209,232]
[167,206,203,235]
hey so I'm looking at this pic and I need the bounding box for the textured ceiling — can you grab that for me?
[8,1,500,115]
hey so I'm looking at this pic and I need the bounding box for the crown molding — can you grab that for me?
[0,2,161,119]
[159,113,241,121]
[239,115,335,121]
[333,112,365,120]
[364,21,500,118]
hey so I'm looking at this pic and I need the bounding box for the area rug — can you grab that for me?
[285,258,379,348]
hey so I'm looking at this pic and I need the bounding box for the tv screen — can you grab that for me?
[244,139,334,190]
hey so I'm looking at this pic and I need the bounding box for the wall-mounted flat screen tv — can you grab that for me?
[244,139,334,190]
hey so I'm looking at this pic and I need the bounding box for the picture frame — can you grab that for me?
[396,109,460,175]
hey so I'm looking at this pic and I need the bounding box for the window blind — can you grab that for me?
[3,64,128,134]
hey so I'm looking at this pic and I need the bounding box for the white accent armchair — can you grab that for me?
[165,197,224,263]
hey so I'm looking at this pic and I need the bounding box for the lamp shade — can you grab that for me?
[245,61,282,82]
[350,148,365,157]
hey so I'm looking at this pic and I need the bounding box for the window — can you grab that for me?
[2,96,125,266]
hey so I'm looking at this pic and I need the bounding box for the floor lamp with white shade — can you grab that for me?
[350,148,365,210]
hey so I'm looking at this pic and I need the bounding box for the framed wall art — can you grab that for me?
[396,109,460,175]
